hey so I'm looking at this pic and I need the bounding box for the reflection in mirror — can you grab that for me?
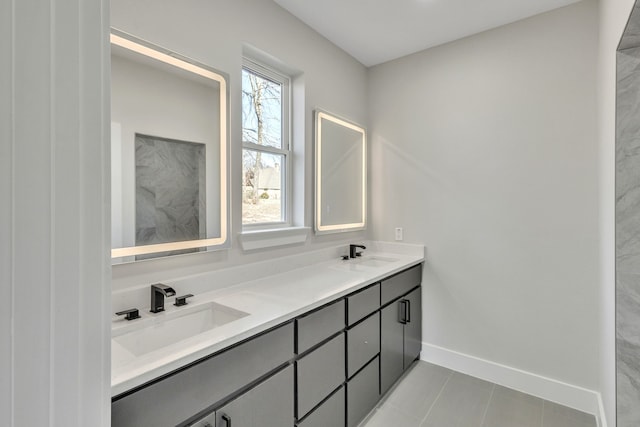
[315,111,366,234]
[110,31,228,263]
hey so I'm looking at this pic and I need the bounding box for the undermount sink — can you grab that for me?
[354,256,398,267]
[113,302,249,357]
[332,255,398,272]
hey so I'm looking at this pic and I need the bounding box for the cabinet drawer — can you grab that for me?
[112,322,294,427]
[215,365,294,427]
[296,333,346,418]
[297,300,345,354]
[381,264,422,306]
[347,356,380,427]
[298,386,345,427]
[347,312,380,378]
[347,284,379,326]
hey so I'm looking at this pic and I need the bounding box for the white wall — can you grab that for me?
[598,0,636,425]
[369,0,600,400]
[110,0,370,291]
[0,0,111,426]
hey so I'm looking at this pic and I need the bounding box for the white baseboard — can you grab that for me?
[420,342,606,425]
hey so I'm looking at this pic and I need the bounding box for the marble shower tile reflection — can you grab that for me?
[135,134,206,252]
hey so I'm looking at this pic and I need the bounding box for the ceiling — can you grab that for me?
[273,0,581,67]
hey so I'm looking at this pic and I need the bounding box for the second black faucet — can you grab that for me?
[349,244,366,259]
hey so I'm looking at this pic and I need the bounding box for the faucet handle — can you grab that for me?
[116,308,140,321]
[174,294,194,307]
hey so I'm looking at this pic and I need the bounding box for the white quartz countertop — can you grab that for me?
[111,244,424,396]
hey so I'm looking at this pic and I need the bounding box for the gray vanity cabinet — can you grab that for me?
[381,286,422,394]
[113,264,423,427]
[215,365,294,427]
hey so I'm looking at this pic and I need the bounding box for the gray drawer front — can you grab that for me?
[112,322,294,427]
[381,264,422,306]
[347,312,380,378]
[298,386,345,427]
[297,300,345,354]
[216,365,294,427]
[347,284,380,326]
[296,333,346,418]
[347,356,380,427]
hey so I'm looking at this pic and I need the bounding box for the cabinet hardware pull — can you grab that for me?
[221,413,231,427]
[398,300,407,324]
[406,299,411,323]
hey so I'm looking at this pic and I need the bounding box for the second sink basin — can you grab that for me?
[355,256,398,267]
[113,302,249,357]
[332,255,398,272]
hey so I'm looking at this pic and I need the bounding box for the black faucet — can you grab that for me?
[150,283,176,313]
[349,244,366,259]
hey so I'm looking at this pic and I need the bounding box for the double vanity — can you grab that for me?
[111,243,425,427]
[108,23,421,427]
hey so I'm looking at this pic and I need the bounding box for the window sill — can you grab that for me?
[238,226,310,251]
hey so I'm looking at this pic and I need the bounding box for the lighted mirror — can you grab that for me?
[110,30,228,263]
[315,110,366,234]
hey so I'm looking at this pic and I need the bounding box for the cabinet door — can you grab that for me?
[380,301,404,394]
[216,365,294,427]
[403,287,422,369]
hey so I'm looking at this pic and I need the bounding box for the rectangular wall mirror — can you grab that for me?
[315,110,366,234]
[111,30,229,263]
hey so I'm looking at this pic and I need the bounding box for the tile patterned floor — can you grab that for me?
[361,361,597,427]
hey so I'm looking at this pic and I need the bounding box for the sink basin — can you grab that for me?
[113,302,249,357]
[332,255,398,272]
[354,256,398,267]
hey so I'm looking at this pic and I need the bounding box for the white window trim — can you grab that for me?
[238,226,310,251]
[242,58,293,230]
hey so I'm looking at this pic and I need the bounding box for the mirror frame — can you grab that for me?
[314,110,367,235]
[110,30,229,260]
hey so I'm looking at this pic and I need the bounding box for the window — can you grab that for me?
[241,59,290,226]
